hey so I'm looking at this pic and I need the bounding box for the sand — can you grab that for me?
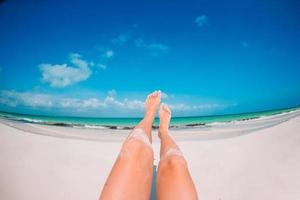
[1,111,300,200]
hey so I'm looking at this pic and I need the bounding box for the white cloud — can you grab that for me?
[147,43,169,54]
[59,97,105,109]
[102,50,114,58]
[110,28,170,56]
[161,92,169,99]
[104,96,125,108]
[0,90,55,108]
[134,39,169,55]
[169,103,221,112]
[134,38,146,47]
[39,53,92,88]
[111,34,131,45]
[0,90,144,113]
[90,59,107,71]
[0,90,228,117]
[124,98,145,110]
[195,15,208,27]
[107,89,117,97]
[97,64,107,70]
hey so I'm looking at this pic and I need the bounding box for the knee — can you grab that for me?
[158,155,187,174]
[121,139,154,159]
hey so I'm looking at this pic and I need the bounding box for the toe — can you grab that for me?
[147,95,151,101]
[157,90,161,97]
[151,91,156,97]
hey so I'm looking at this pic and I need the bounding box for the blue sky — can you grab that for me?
[0,0,299,117]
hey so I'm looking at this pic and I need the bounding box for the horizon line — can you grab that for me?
[0,105,299,119]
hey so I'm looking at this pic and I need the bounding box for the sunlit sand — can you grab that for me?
[1,109,300,199]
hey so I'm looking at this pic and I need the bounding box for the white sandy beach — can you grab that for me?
[1,110,300,200]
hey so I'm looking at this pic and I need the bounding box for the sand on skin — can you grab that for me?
[0,116,300,200]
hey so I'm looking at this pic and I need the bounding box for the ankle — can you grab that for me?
[159,124,169,132]
[159,128,169,137]
[144,112,155,122]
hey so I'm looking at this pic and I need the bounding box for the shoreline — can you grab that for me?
[1,107,298,130]
[1,108,299,142]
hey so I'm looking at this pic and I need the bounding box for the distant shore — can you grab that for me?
[0,107,299,142]
[0,106,299,131]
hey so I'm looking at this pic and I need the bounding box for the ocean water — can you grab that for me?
[0,107,298,129]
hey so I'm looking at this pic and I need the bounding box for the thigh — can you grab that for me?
[100,140,154,200]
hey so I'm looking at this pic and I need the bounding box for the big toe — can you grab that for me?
[154,90,161,98]
[148,90,156,98]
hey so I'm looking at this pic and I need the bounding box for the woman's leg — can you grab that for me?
[156,104,198,200]
[99,91,161,200]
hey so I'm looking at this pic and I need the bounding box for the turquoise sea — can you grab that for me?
[0,107,299,129]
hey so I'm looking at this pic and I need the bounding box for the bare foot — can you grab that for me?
[144,90,161,120]
[158,103,171,138]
